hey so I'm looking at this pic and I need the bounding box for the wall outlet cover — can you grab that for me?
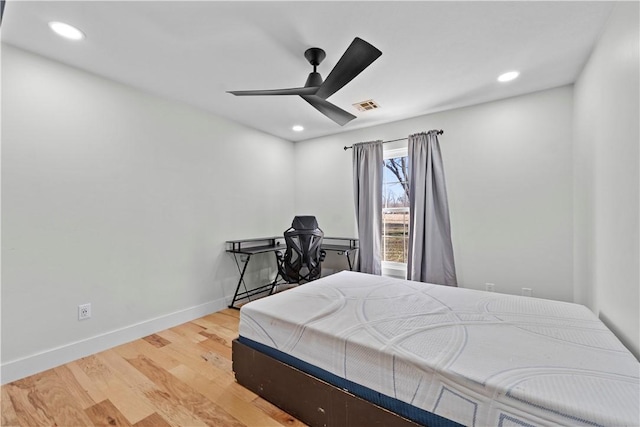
[78,303,91,320]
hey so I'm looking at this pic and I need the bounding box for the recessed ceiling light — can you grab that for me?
[292,125,304,132]
[48,21,85,40]
[497,71,520,82]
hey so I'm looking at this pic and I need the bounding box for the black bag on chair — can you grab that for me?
[276,216,326,284]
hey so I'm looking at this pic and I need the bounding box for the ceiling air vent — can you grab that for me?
[353,99,380,112]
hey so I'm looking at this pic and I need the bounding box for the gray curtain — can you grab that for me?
[407,131,457,285]
[352,141,383,275]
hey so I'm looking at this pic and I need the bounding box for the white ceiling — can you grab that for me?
[1,1,613,142]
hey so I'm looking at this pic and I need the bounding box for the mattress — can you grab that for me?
[238,271,640,426]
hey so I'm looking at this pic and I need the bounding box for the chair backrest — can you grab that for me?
[279,216,325,284]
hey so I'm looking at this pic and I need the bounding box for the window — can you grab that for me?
[382,147,409,268]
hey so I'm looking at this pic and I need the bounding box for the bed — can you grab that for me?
[233,271,640,426]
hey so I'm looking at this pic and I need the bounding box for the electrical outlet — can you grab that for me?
[78,303,91,320]
[522,288,532,297]
[485,283,495,292]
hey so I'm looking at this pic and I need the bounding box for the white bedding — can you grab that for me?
[238,271,640,426]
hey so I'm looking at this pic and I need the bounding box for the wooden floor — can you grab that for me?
[1,309,307,427]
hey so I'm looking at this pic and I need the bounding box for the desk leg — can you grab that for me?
[332,249,355,271]
[229,252,282,309]
[229,253,252,309]
[343,249,358,271]
[346,250,353,271]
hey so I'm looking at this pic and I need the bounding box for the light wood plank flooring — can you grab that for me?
[1,309,307,427]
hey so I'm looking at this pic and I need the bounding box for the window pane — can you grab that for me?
[382,209,409,263]
[384,237,405,262]
[382,155,410,264]
[383,158,409,185]
[383,182,409,208]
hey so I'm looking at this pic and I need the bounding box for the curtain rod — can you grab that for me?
[343,129,444,150]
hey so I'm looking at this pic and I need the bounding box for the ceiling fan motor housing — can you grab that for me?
[305,72,323,88]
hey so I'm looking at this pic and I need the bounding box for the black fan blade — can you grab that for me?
[315,37,382,99]
[301,95,356,126]
[228,87,319,96]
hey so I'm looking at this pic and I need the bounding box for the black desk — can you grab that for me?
[226,236,358,309]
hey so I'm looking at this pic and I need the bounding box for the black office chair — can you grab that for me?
[275,216,326,284]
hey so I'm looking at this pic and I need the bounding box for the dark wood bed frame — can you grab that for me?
[232,339,423,427]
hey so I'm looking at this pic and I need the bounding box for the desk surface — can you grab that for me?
[226,236,358,255]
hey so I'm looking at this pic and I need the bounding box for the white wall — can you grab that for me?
[295,86,574,301]
[573,2,639,358]
[1,45,294,382]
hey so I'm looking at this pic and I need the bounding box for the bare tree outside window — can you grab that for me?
[384,157,409,202]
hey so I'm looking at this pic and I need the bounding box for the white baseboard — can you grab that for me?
[0,297,229,385]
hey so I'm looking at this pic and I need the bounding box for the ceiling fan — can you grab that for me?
[228,37,382,126]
